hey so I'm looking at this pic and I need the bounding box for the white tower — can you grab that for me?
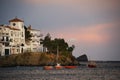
[9,17,24,30]
[9,17,25,53]
[9,17,25,44]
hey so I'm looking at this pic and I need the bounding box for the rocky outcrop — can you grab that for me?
[77,54,88,62]
[0,52,79,67]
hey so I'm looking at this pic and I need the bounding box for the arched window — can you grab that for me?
[13,23,16,26]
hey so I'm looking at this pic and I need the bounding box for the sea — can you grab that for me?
[0,61,120,80]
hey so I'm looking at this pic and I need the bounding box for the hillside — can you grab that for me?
[0,52,79,67]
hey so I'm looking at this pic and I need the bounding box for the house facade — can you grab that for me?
[0,17,43,56]
[26,25,43,52]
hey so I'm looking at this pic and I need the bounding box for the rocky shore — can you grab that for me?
[0,52,79,67]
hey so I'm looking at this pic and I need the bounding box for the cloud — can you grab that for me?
[23,0,120,10]
[52,21,120,45]
[22,0,120,27]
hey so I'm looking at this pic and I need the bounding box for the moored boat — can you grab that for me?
[55,46,63,70]
[44,66,53,70]
[55,63,63,69]
[64,66,77,69]
[88,61,97,68]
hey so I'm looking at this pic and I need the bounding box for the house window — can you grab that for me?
[6,33,9,35]
[5,43,9,46]
[6,37,9,41]
[13,23,16,26]
[11,31,13,36]
[22,32,23,37]
[2,37,4,41]
[10,39,13,42]
[17,49,19,52]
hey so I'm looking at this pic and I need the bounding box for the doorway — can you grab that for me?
[5,49,9,56]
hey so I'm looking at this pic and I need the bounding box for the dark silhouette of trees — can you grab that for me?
[41,33,75,55]
[24,26,32,41]
[67,45,75,53]
[40,33,51,52]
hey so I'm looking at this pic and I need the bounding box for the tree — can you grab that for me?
[41,33,75,55]
[53,38,68,53]
[40,33,51,52]
[68,45,75,53]
[24,26,32,41]
[47,38,68,53]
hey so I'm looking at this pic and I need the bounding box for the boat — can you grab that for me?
[55,46,63,70]
[43,66,53,70]
[64,66,77,69]
[55,63,63,69]
[88,61,97,68]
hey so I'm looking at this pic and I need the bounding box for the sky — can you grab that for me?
[0,0,120,61]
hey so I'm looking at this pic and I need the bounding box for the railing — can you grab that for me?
[0,39,12,42]
[0,33,9,36]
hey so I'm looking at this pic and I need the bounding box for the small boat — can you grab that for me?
[44,66,53,70]
[64,66,77,69]
[55,46,63,70]
[88,61,97,68]
[55,63,63,69]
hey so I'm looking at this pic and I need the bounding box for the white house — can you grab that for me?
[0,17,43,56]
[26,25,43,52]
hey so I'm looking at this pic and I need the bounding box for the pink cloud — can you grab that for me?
[23,0,120,18]
[53,22,119,45]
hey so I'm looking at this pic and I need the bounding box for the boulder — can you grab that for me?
[77,54,88,62]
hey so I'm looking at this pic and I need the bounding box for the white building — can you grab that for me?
[26,25,43,52]
[0,17,43,56]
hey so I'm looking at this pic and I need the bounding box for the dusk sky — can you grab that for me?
[0,0,120,61]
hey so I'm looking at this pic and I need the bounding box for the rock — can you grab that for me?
[0,52,79,66]
[77,54,88,62]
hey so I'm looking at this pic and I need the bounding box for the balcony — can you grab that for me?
[0,39,12,43]
[0,33,9,36]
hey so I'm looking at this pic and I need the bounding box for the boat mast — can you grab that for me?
[56,45,59,63]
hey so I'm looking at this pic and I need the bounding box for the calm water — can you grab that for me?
[0,61,120,80]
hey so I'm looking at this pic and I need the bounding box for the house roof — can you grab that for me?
[6,26,20,30]
[27,25,40,31]
[9,17,24,22]
[4,26,20,31]
[28,28,40,31]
